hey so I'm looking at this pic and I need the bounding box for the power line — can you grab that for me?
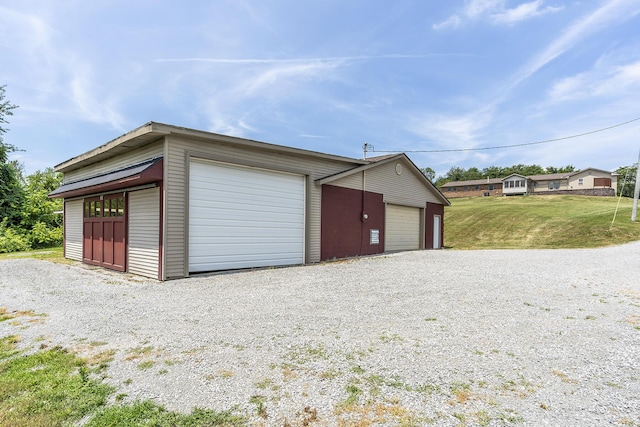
[371,116,640,154]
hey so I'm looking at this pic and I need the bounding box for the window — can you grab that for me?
[474,185,479,190]
[521,180,526,187]
[463,186,469,191]
[555,181,560,189]
[489,185,494,190]
[515,180,520,188]
[578,178,583,185]
[83,195,125,218]
[548,182,553,190]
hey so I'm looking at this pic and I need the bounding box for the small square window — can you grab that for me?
[578,178,583,185]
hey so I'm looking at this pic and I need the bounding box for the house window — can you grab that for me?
[463,186,469,191]
[474,185,479,190]
[489,185,494,190]
[521,180,526,187]
[578,178,583,185]
[555,181,560,189]
[515,181,520,188]
[548,182,554,190]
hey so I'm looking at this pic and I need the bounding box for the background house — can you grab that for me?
[440,178,503,198]
[440,168,617,198]
[50,122,450,280]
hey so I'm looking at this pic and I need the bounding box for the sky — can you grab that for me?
[1,0,640,178]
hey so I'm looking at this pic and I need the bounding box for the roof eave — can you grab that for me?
[55,121,368,174]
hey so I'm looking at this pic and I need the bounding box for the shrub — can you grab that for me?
[0,222,30,253]
[29,221,63,248]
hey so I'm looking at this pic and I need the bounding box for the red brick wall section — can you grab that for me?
[321,185,385,260]
[425,202,445,249]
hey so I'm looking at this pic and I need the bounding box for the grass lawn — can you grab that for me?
[0,246,64,262]
[444,195,640,249]
[0,334,246,427]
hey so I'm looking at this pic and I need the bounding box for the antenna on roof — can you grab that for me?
[363,142,374,160]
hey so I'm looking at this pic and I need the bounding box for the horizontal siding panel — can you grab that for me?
[64,141,164,183]
[128,187,160,279]
[330,159,442,206]
[64,199,83,261]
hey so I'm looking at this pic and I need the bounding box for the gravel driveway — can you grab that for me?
[1,244,639,426]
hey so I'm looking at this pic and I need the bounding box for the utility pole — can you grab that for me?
[632,147,640,222]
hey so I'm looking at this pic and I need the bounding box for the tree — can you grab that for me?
[0,85,22,226]
[419,167,436,181]
[616,165,637,198]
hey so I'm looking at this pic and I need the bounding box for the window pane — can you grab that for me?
[84,202,89,218]
[95,200,101,217]
[118,198,124,216]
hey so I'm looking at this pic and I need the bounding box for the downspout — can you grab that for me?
[360,170,367,254]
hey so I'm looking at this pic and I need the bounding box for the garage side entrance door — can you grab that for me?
[82,193,126,271]
[189,159,305,273]
[385,204,420,252]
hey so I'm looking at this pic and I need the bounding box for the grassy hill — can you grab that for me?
[444,195,640,249]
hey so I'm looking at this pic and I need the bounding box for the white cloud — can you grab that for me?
[549,58,640,101]
[507,0,640,95]
[433,0,563,30]
[491,0,564,25]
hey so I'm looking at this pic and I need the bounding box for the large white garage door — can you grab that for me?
[385,204,421,252]
[189,159,305,272]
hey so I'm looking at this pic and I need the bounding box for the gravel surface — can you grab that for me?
[1,244,639,426]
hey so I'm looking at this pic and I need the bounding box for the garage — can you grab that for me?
[188,159,305,272]
[385,204,421,252]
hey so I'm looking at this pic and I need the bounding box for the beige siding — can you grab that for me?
[568,170,615,190]
[533,180,569,192]
[332,158,441,207]
[63,141,163,183]
[128,187,160,279]
[164,135,356,278]
[64,199,83,261]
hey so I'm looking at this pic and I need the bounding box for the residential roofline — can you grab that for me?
[55,121,369,173]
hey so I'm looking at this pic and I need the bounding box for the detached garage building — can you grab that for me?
[50,122,449,280]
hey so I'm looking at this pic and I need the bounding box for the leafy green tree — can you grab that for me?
[20,168,63,247]
[616,165,637,198]
[419,167,436,181]
[0,85,23,226]
[546,165,576,174]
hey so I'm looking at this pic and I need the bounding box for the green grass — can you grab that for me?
[0,246,64,262]
[0,336,113,427]
[0,335,246,427]
[445,195,640,249]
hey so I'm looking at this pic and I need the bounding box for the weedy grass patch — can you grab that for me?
[0,335,113,427]
[0,335,246,426]
[445,195,640,249]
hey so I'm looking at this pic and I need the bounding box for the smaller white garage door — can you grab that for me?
[385,204,421,251]
[189,160,305,272]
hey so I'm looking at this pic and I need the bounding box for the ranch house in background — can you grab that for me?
[49,122,450,280]
[440,168,618,198]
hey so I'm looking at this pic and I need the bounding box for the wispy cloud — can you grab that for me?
[155,53,470,64]
[549,58,640,102]
[433,0,563,30]
[508,0,640,92]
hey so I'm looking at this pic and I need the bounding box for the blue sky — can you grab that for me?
[1,0,639,178]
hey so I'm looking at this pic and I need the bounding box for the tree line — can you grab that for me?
[1,85,62,253]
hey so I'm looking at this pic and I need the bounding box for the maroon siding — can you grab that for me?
[321,185,385,260]
[425,202,445,249]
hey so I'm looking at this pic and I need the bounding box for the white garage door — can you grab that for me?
[189,159,305,272]
[385,204,421,251]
